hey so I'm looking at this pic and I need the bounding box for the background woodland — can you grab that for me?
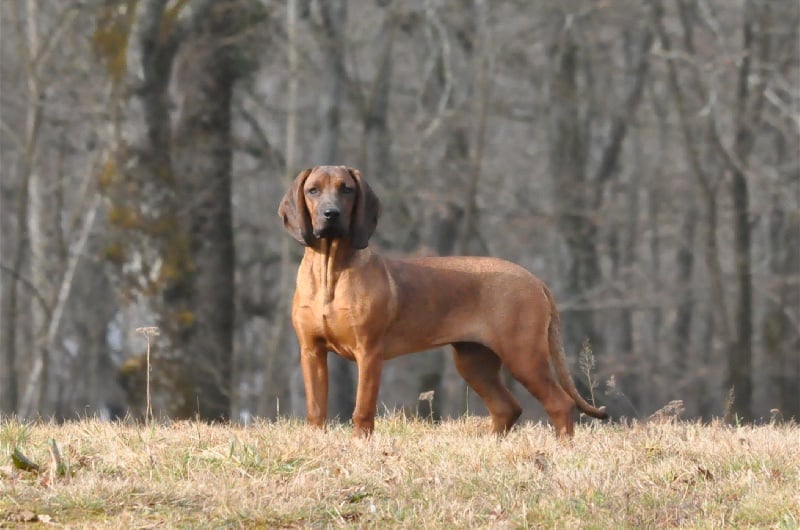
[1,0,798,425]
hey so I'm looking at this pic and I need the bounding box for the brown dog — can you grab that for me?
[278,166,607,437]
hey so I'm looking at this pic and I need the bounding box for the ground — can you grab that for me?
[1,414,798,528]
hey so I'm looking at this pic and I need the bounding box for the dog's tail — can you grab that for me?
[544,286,608,420]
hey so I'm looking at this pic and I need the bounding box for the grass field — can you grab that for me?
[1,414,798,528]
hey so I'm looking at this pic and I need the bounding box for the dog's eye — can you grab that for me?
[306,187,319,196]
[341,185,354,194]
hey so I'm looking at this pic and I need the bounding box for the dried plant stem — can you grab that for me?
[136,327,160,425]
[145,339,152,424]
[578,339,599,406]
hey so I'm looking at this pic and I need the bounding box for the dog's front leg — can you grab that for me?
[300,345,328,428]
[352,352,383,437]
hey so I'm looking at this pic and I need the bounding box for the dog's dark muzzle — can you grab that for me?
[314,206,347,238]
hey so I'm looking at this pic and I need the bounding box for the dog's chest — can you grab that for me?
[305,300,360,360]
[294,254,390,357]
[295,288,365,358]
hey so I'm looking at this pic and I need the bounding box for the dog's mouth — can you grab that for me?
[313,223,347,239]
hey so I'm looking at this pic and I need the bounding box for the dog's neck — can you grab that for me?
[304,237,358,304]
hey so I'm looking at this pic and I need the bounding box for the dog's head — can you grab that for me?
[278,166,381,249]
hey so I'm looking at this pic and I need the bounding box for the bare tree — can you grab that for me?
[99,0,264,420]
[546,13,601,370]
[2,1,105,419]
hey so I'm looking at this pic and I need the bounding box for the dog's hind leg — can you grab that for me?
[501,333,576,438]
[452,342,522,435]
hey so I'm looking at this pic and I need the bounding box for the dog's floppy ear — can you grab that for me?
[278,168,314,245]
[347,167,381,249]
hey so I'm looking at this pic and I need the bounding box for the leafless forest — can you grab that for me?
[1,0,798,425]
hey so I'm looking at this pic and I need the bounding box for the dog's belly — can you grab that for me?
[380,309,487,358]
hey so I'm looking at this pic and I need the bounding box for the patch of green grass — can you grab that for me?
[0,418,32,457]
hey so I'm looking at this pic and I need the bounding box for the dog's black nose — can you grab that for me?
[323,208,340,220]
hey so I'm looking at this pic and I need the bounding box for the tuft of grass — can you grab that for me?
[1,418,32,456]
[0,415,798,528]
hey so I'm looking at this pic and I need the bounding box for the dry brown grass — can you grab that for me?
[1,414,798,528]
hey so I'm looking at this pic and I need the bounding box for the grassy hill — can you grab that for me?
[1,414,798,528]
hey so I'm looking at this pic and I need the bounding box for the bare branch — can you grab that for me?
[19,193,101,418]
[418,0,453,140]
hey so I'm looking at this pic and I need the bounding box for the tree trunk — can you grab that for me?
[547,21,601,365]
[763,128,800,420]
[169,2,241,421]
[361,6,396,178]
[603,25,652,415]
[0,265,18,413]
[312,0,347,165]
[765,194,800,420]
[718,1,771,421]
[728,169,753,420]
[672,205,697,382]
[454,0,490,257]
[103,0,184,419]
[99,0,253,421]
[652,0,735,417]
[723,1,773,422]
[260,0,299,420]
[15,0,49,418]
